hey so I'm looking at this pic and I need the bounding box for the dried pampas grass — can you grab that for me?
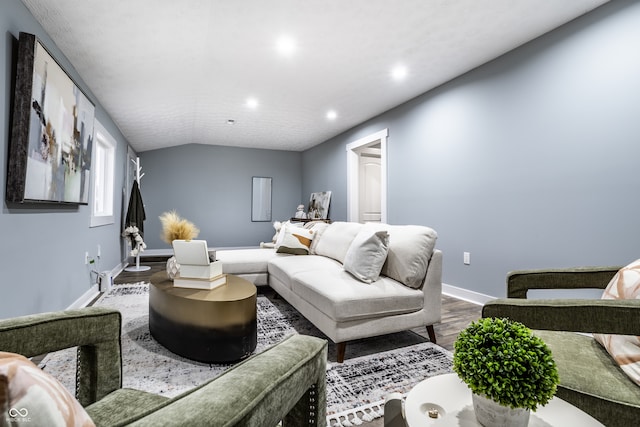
[159,210,200,243]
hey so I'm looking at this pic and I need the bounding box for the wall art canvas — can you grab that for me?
[308,191,331,219]
[6,32,95,204]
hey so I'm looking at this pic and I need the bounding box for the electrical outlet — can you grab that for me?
[463,252,470,265]
[85,251,90,265]
[97,244,101,257]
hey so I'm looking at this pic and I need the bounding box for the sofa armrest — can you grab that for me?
[483,298,640,334]
[128,334,328,427]
[507,266,620,298]
[0,307,122,406]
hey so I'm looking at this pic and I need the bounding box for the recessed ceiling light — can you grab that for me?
[246,97,259,109]
[276,35,296,57]
[227,119,236,125]
[391,64,408,81]
[326,110,337,120]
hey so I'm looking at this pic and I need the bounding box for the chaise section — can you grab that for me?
[291,266,424,322]
[217,248,288,286]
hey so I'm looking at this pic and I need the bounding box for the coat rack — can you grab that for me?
[124,157,151,272]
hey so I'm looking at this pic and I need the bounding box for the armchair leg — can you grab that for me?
[426,325,437,344]
[336,342,346,363]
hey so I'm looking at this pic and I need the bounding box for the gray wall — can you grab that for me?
[302,0,640,298]
[1,2,132,317]
[139,144,302,249]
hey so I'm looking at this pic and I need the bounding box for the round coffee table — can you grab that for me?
[404,373,603,426]
[149,271,257,363]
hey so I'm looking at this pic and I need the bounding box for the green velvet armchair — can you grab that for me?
[0,306,327,426]
[483,266,640,427]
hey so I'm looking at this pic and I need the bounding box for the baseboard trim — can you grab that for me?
[112,262,127,278]
[442,283,495,306]
[67,284,100,309]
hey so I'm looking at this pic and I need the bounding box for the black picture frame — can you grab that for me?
[6,32,95,205]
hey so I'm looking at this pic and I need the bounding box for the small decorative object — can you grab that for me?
[453,317,559,427]
[294,204,307,219]
[159,211,200,280]
[122,226,146,257]
[166,256,180,280]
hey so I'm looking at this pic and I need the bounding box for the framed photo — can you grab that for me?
[6,32,95,204]
[308,191,331,219]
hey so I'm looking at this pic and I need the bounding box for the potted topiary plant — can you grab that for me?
[159,210,200,279]
[453,317,559,427]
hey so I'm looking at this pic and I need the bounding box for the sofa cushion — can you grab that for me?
[371,224,438,289]
[312,222,363,263]
[292,268,424,322]
[308,222,330,254]
[594,258,640,386]
[0,351,95,426]
[268,255,341,290]
[536,330,640,412]
[217,248,286,275]
[343,229,389,283]
[270,255,424,322]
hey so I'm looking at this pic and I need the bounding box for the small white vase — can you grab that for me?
[166,256,180,280]
[472,393,530,427]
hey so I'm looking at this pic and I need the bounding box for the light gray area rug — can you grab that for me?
[40,283,452,426]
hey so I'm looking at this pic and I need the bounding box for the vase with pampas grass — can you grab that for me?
[159,211,200,279]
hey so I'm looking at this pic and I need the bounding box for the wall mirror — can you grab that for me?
[252,177,272,222]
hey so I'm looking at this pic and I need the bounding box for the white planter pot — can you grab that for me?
[472,393,530,427]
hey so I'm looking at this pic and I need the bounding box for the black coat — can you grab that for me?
[125,180,145,237]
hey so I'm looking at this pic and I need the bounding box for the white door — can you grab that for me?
[347,128,387,223]
[358,154,382,223]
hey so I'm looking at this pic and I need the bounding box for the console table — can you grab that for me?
[404,373,603,426]
[149,271,257,363]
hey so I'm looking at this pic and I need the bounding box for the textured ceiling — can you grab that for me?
[20,0,608,152]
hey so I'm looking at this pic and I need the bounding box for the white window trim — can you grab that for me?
[90,120,116,227]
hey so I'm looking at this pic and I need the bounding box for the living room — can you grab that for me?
[1,1,639,425]
[1,0,638,318]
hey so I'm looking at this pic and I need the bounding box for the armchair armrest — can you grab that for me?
[507,266,620,298]
[128,334,328,427]
[483,298,640,335]
[0,307,122,406]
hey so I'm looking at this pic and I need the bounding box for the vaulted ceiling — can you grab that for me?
[20,0,608,152]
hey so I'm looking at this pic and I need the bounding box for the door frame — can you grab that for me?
[346,128,388,223]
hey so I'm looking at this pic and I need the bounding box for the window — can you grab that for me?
[90,120,116,227]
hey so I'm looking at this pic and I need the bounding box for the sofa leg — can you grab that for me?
[426,325,437,344]
[336,342,346,363]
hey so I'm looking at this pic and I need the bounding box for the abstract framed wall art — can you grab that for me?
[308,191,331,219]
[6,32,95,205]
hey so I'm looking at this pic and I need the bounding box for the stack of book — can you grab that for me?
[174,260,227,290]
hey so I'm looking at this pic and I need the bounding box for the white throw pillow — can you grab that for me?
[275,224,314,255]
[594,258,640,386]
[343,229,390,283]
[373,224,438,289]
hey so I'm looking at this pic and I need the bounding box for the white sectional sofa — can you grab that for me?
[216,221,442,362]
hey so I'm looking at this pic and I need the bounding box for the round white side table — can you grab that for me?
[404,373,603,426]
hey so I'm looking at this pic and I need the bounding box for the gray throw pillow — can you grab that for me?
[343,229,390,283]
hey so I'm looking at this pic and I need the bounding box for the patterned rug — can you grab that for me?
[40,283,452,426]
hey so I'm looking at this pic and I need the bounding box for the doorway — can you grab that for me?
[346,129,388,223]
